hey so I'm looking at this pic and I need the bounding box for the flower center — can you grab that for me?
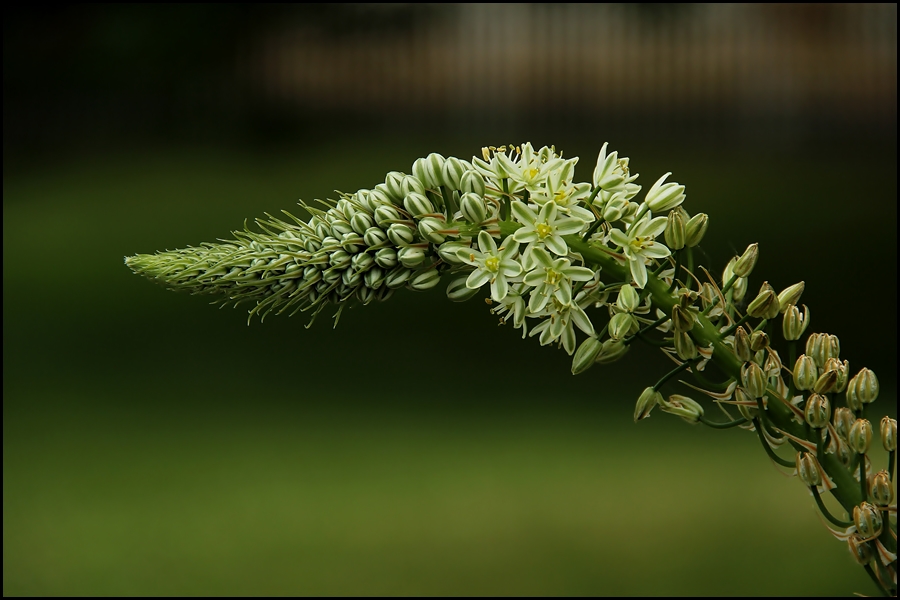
[535,223,553,239]
[553,189,570,206]
[484,256,500,273]
[545,268,562,286]
[526,167,540,181]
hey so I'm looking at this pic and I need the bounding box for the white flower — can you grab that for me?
[593,142,639,192]
[511,201,586,256]
[522,246,595,313]
[456,231,522,301]
[495,142,564,193]
[529,300,595,355]
[530,168,595,223]
[644,172,685,213]
[609,215,671,288]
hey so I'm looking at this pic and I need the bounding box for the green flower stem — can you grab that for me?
[699,415,748,429]
[811,486,853,528]
[652,359,695,392]
[625,315,670,346]
[689,368,733,392]
[722,314,752,337]
[441,185,458,216]
[859,456,867,502]
[700,273,737,316]
[580,218,604,243]
[753,418,796,468]
[863,563,891,598]
[684,247,695,291]
[889,451,895,483]
[667,250,682,293]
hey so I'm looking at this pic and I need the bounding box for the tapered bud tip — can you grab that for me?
[796,452,822,487]
[732,243,759,277]
[777,281,805,312]
[881,417,897,452]
[869,470,894,508]
[684,213,708,247]
[571,337,603,375]
[848,419,873,455]
[747,282,779,319]
[634,387,662,422]
[852,503,882,540]
[660,394,704,424]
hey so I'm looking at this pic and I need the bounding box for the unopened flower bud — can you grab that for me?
[374,204,402,227]
[684,213,708,247]
[847,534,874,566]
[741,362,768,398]
[363,226,388,248]
[782,304,810,341]
[660,394,704,424]
[409,268,440,291]
[733,243,759,278]
[602,195,628,222]
[616,284,640,313]
[834,407,855,440]
[571,337,603,375]
[852,503,882,540]
[441,156,468,190]
[869,470,894,508]
[747,282,779,319]
[634,387,662,422]
[383,171,406,202]
[400,174,426,197]
[609,312,636,341]
[796,452,822,487]
[805,394,831,429]
[813,369,838,395]
[352,252,374,273]
[404,192,435,218]
[374,248,398,269]
[664,210,685,250]
[436,241,470,265]
[644,172,685,213]
[385,266,414,289]
[671,305,694,333]
[387,223,416,247]
[363,266,385,290]
[881,417,897,452]
[848,419,873,455]
[848,368,879,406]
[733,326,752,363]
[418,217,447,244]
[459,170,485,197]
[749,330,769,353]
[459,192,487,224]
[674,331,697,361]
[732,275,748,303]
[777,281,805,312]
[596,339,630,365]
[822,358,849,393]
[350,212,375,236]
[446,275,480,302]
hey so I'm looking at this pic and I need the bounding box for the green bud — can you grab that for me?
[387,223,416,247]
[602,195,628,222]
[383,171,406,202]
[671,305,694,333]
[424,153,446,189]
[351,252,374,273]
[849,368,879,405]
[349,212,374,236]
[330,218,353,237]
[403,192,435,218]
[805,394,831,429]
[732,275,748,303]
[363,266,385,290]
[596,339,630,365]
[571,337,603,375]
[616,284,640,313]
[664,210,685,250]
[374,248,398,269]
[441,156,468,190]
[401,174,426,197]
[741,362,767,398]
[684,213,709,247]
[609,312,636,341]
[847,534,874,566]
[852,502,882,540]
[459,170,485,197]
[881,417,897,452]
[363,226,388,248]
[822,358,849,393]
[746,282,779,319]
[796,452,822,487]
[749,330,769,353]
[341,232,364,254]
[848,419,873,455]
[660,394,704,424]
[329,249,352,270]
[733,326,752,363]
[674,331,697,361]
[374,204,402,227]
[418,217,447,244]
[813,369,838,395]
[634,387,662,422]
[398,246,427,268]
[869,470,894,508]
[777,281,805,312]
[446,275,480,302]
[782,304,810,341]
[384,266,413,289]
[732,243,759,278]
[644,172,685,213]
[409,268,440,291]
[834,407,855,440]
[436,241,470,265]
[459,192,487,224]
[367,187,393,211]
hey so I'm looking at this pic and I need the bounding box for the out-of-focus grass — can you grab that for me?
[3,139,895,595]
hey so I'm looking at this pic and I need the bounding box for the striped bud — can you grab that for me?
[409,268,441,291]
[741,362,767,398]
[436,241,470,265]
[460,192,487,224]
[749,330,769,352]
[403,192,435,218]
[329,249,352,269]
[847,534,873,566]
[782,304,810,341]
[822,358,849,393]
[374,205,402,227]
[571,336,603,375]
[384,266,413,289]
[363,226,388,248]
[459,170,486,197]
[733,326,752,363]
[596,339,630,365]
[805,394,831,429]
[374,248,398,269]
[398,246,427,268]
[848,419,873,455]
[350,212,374,236]
[634,387,662,422]
[400,174,426,197]
[418,217,447,244]
[363,266,385,290]
[747,282,779,319]
[423,153,446,188]
[684,213,708,247]
[446,275,479,302]
[387,223,416,247]
[671,305,694,333]
[674,331,697,361]
[664,210,685,250]
[834,407,854,440]
[848,368,879,406]
[881,417,897,452]
[608,312,635,341]
[796,452,822,487]
[813,369,838,395]
[777,281,805,312]
[852,503,882,540]
[732,243,759,277]
[383,171,406,202]
[644,172,685,213]
[617,284,640,313]
[602,195,628,222]
[660,394,704,424]
[869,470,894,508]
[351,252,374,273]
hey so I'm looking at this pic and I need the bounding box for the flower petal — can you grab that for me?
[466,268,492,289]
[511,201,536,225]
[544,235,568,256]
[630,257,648,289]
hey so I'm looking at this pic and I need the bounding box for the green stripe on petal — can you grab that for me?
[466,268,492,289]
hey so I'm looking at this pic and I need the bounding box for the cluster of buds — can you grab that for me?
[127,142,895,595]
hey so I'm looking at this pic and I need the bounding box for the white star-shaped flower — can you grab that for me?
[511,201,586,256]
[608,215,671,288]
[456,231,522,301]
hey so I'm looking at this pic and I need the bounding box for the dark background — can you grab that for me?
[4,4,896,595]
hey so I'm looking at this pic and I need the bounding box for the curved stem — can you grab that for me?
[753,417,795,468]
[811,486,853,528]
[653,359,696,392]
[699,415,748,429]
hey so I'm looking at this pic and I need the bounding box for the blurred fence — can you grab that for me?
[238,3,896,137]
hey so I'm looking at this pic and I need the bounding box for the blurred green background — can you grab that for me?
[4,5,896,596]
